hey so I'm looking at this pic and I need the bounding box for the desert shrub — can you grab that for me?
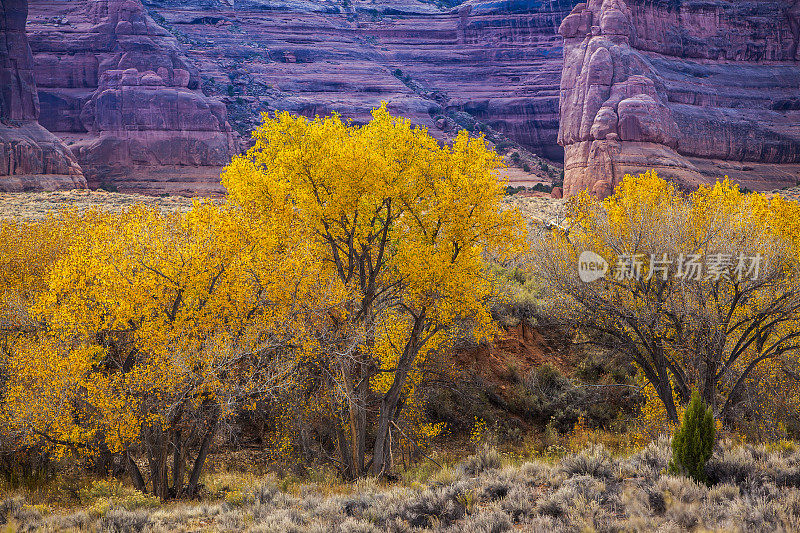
[98,508,150,533]
[731,495,784,531]
[559,474,606,504]
[453,509,513,532]
[705,445,763,486]
[78,479,160,511]
[656,475,707,504]
[481,480,509,501]
[489,263,545,326]
[533,171,800,434]
[620,436,671,478]
[6,440,800,531]
[560,444,613,479]
[499,486,533,521]
[526,363,568,394]
[0,496,24,524]
[457,446,502,477]
[4,504,42,532]
[705,441,800,490]
[45,511,90,530]
[669,391,715,484]
[534,492,566,518]
[394,484,468,528]
[507,364,587,430]
[248,515,306,533]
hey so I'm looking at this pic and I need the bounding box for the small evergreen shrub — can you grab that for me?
[669,390,715,484]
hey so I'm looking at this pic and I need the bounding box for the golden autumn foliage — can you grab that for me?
[222,103,526,477]
[1,203,332,497]
[0,104,526,492]
[534,171,800,437]
[0,212,82,337]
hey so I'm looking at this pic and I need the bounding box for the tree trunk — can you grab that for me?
[172,429,184,497]
[637,351,680,424]
[186,408,219,498]
[125,451,146,493]
[335,407,356,479]
[371,314,425,477]
[650,352,679,424]
[701,359,717,410]
[657,377,680,424]
[146,426,169,499]
[354,374,369,475]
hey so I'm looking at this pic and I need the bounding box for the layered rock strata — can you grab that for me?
[27,0,237,194]
[559,0,800,197]
[0,0,85,192]
[31,0,579,189]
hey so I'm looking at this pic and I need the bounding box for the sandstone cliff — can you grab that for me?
[11,0,800,195]
[0,0,85,192]
[27,0,238,194]
[105,0,580,184]
[558,0,800,197]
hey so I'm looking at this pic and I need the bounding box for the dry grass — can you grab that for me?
[3,439,800,531]
[3,185,798,225]
[0,190,563,226]
[0,191,198,221]
[503,196,565,226]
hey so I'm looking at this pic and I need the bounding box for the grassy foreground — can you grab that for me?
[0,190,196,220]
[3,439,800,532]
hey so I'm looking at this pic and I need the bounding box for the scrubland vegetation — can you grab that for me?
[5,439,800,532]
[2,106,800,530]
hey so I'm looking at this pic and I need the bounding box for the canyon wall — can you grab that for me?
[24,0,579,191]
[26,0,238,194]
[559,0,800,197]
[0,0,84,191]
[7,0,800,195]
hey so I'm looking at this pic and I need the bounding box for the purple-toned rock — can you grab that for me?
[173,68,190,88]
[139,72,164,86]
[120,68,139,86]
[26,0,238,194]
[559,0,800,197]
[1,0,39,121]
[0,0,85,191]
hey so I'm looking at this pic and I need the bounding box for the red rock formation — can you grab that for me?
[18,0,800,195]
[559,0,800,198]
[80,0,579,169]
[0,0,85,191]
[27,0,237,194]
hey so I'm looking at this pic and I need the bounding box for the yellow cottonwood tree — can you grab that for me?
[0,212,83,341]
[535,171,800,433]
[223,103,526,477]
[0,212,95,479]
[5,203,326,498]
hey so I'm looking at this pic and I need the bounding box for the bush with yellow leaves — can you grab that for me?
[533,171,800,438]
[0,103,527,495]
[222,103,526,478]
[1,203,330,498]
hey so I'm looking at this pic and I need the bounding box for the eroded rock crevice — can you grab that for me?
[558,0,800,197]
[0,0,85,192]
[27,0,238,194]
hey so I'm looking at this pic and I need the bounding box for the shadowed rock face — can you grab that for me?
[146,0,581,162]
[558,0,800,198]
[11,0,800,194]
[26,0,238,194]
[0,0,85,191]
[28,0,580,190]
